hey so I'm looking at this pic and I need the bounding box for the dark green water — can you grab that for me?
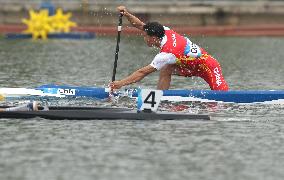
[0,36,284,180]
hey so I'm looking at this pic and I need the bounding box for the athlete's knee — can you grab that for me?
[218,82,229,91]
[211,79,229,91]
[206,68,229,91]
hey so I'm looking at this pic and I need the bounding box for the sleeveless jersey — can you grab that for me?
[160,27,205,61]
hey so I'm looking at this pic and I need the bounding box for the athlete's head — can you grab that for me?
[143,22,165,47]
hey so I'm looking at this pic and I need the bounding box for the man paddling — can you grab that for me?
[110,6,229,91]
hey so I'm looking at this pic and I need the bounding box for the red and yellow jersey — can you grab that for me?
[150,27,206,70]
[160,27,206,60]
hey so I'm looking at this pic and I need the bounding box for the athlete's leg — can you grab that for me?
[173,66,195,77]
[157,64,177,90]
[199,56,229,91]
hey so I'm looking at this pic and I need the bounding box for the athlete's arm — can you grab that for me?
[117,6,145,31]
[110,65,156,89]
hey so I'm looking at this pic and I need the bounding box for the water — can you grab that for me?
[0,36,284,180]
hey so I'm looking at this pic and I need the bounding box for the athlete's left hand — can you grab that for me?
[109,81,123,90]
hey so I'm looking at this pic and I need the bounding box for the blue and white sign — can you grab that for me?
[137,89,163,112]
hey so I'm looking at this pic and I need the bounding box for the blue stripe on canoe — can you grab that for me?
[36,84,109,99]
[162,89,284,103]
[36,84,284,103]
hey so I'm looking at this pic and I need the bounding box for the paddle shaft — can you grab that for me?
[112,14,123,82]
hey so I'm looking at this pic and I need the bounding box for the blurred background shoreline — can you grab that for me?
[1,0,284,36]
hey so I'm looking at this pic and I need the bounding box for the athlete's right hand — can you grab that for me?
[117,6,128,15]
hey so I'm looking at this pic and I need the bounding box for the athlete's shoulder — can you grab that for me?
[150,52,176,70]
[163,26,183,37]
[163,26,171,31]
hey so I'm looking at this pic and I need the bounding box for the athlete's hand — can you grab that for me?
[109,81,123,90]
[117,6,128,16]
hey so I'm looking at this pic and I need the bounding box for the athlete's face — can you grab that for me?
[143,33,160,47]
[144,34,154,47]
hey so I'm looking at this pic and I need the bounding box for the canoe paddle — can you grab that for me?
[112,13,123,82]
